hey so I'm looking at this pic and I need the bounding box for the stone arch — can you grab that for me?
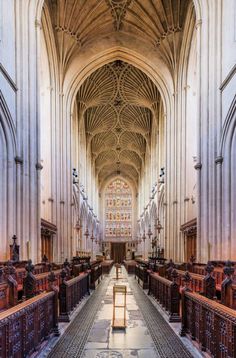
[0,92,17,260]
[219,96,236,259]
[150,202,158,223]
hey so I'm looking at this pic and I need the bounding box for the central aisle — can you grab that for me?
[82,267,157,358]
[47,267,195,358]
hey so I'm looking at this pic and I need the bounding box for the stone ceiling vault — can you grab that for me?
[76,60,160,186]
[46,0,192,73]
[44,0,194,185]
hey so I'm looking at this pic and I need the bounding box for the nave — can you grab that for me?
[41,266,197,358]
[1,1,236,357]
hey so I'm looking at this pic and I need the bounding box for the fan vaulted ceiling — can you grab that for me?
[44,0,194,185]
[77,60,160,185]
[46,0,192,73]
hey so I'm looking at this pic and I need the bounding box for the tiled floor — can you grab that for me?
[39,267,202,358]
[82,269,157,358]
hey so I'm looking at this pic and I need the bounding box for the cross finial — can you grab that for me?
[223,260,234,278]
[25,259,34,274]
[60,268,67,281]
[183,271,192,290]
[171,269,179,283]
[205,261,214,275]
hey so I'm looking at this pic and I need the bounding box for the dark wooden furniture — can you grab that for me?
[101,260,114,274]
[149,270,180,322]
[59,272,90,322]
[180,218,197,262]
[0,281,9,311]
[0,291,59,357]
[41,219,57,262]
[180,289,236,357]
[135,264,149,289]
[123,260,136,274]
[90,262,102,289]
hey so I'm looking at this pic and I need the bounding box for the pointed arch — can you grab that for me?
[0,92,17,260]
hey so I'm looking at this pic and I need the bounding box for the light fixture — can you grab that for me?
[142,230,146,261]
[75,218,81,231]
[147,225,153,239]
[90,230,95,260]
[155,218,163,234]
[90,230,95,242]
[84,227,89,239]
[142,230,146,242]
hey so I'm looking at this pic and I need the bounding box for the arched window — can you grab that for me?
[104,178,132,240]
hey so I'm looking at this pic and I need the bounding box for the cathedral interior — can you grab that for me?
[0,0,236,357]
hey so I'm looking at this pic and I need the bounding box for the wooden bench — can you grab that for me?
[34,269,61,295]
[101,260,114,274]
[180,289,236,357]
[135,264,149,289]
[90,262,102,289]
[59,272,90,322]
[0,291,59,357]
[123,260,136,274]
[0,281,9,312]
[148,270,180,322]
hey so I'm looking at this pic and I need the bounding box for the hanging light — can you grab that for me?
[75,218,81,231]
[142,231,146,242]
[90,230,95,242]
[84,227,89,239]
[147,225,153,239]
[155,218,163,234]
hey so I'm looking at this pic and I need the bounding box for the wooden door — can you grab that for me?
[41,235,53,262]
[41,219,57,262]
[180,218,197,262]
[111,243,126,263]
[186,236,196,262]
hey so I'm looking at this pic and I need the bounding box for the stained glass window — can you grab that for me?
[105,178,132,239]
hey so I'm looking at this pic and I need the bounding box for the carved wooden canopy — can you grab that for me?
[180,218,197,237]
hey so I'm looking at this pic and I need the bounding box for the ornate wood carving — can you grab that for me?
[9,235,20,262]
[0,291,59,357]
[221,261,236,309]
[59,272,90,322]
[180,290,236,357]
[148,269,180,322]
[203,261,216,299]
[23,260,37,299]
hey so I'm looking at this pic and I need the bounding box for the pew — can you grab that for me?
[123,260,136,274]
[180,286,236,357]
[101,260,114,274]
[148,269,181,322]
[167,261,219,297]
[221,261,236,309]
[59,271,90,322]
[175,269,204,293]
[90,261,102,289]
[34,269,61,295]
[0,290,59,357]
[0,281,9,311]
[72,263,83,277]
[135,264,149,289]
